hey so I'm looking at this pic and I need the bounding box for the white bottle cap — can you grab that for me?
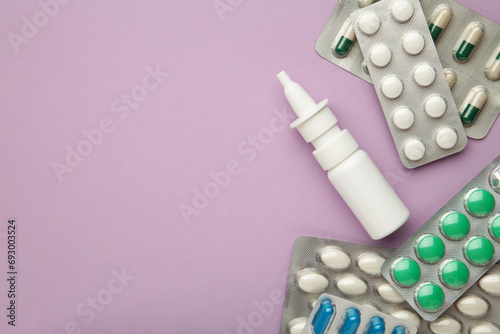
[277,71,358,169]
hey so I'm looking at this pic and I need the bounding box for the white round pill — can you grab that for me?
[479,273,500,295]
[404,139,425,161]
[471,323,500,334]
[403,32,425,55]
[336,275,367,297]
[296,269,329,293]
[456,295,489,317]
[377,283,405,304]
[381,76,403,99]
[288,318,307,334]
[425,95,447,118]
[319,247,351,270]
[393,107,414,130]
[436,128,457,149]
[358,12,381,35]
[391,310,421,328]
[357,253,385,276]
[414,63,436,86]
[391,0,414,23]
[370,44,392,67]
[430,317,462,334]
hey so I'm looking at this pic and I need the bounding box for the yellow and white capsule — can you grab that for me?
[443,69,456,89]
[428,5,452,42]
[454,22,484,63]
[332,18,357,58]
[358,0,379,8]
[485,46,500,81]
[460,86,488,125]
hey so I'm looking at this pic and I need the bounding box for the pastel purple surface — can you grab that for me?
[1,0,500,333]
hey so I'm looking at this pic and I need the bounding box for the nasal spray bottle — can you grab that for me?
[277,71,409,239]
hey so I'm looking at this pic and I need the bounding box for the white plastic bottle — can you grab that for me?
[277,71,409,240]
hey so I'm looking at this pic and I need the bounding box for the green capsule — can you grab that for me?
[428,5,452,42]
[332,19,356,58]
[454,22,484,62]
[429,25,443,42]
[460,86,488,125]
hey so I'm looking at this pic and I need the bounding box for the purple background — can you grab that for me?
[1,0,500,333]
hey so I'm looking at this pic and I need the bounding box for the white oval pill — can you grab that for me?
[393,107,414,130]
[288,317,307,334]
[362,303,379,310]
[319,247,351,270]
[403,32,425,55]
[370,44,392,67]
[391,310,421,328]
[404,139,425,161]
[436,128,457,149]
[337,275,367,297]
[377,283,405,303]
[296,269,329,293]
[357,253,385,276]
[425,95,447,118]
[381,76,403,99]
[456,295,489,317]
[471,323,500,334]
[309,298,318,309]
[391,0,414,23]
[430,317,462,334]
[479,273,500,295]
[414,63,436,86]
[358,12,381,35]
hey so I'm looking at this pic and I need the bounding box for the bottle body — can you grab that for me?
[277,71,409,239]
[328,149,410,240]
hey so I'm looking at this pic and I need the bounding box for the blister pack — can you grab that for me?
[381,155,500,321]
[281,236,500,334]
[300,294,418,334]
[316,0,500,139]
[280,236,419,334]
[349,0,467,168]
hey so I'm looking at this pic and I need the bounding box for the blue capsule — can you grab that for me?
[366,316,385,334]
[339,308,361,334]
[312,300,336,334]
[391,326,407,334]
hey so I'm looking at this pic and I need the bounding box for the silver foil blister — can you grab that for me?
[300,294,417,334]
[349,0,467,168]
[281,236,500,334]
[316,0,500,139]
[381,155,500,321]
